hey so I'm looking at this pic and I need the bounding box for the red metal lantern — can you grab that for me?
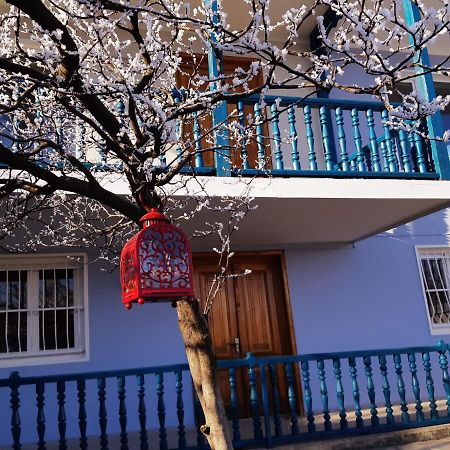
[120,208,195,309]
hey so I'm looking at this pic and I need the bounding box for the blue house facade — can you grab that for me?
[1,0,450,449]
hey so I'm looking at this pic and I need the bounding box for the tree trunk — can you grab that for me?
[176,298,233,450]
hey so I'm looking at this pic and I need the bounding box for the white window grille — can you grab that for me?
[416,247,450,334]
[0,254,88,366]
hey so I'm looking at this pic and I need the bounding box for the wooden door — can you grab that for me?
[193,253,296,417]
[176,55,272,169]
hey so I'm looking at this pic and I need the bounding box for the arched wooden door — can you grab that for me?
[193,252,298,417]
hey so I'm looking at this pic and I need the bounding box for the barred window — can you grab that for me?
[0,255,88,366]
[416,247,450,333]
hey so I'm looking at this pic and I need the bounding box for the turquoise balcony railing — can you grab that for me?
[2,341,450,449]
[178,94,450,180]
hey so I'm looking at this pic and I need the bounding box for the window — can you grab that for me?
[0,254,88,366]
[416,247,450,334]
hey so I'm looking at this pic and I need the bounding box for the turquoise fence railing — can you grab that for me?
[3,341,450,449]
[179,93,448,180]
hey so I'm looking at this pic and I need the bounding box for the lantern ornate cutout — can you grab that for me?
[120,208,195,309]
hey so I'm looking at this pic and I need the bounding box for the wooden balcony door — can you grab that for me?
[193,252,297,417]
[176,56,272,170]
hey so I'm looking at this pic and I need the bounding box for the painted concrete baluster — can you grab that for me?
[248,354,263,439]
[398,129,412,173]
[137,374,149,450]
[363,356,379,426]
[335,107,350,171]
[117,376,128,450]
[348,357,363,428]
[254,103,266,169]
[317,359,332,431]
[304,105,317,170]
[408,353,424,421]
[10,372,21,450]
[238,101,250,169]
[438,346,450,416]
[77,379,88,450]
[351,108,366,171]
[175,371,187,449]
[288,105,301,170]
[380,140,390,172]
[394,354,410,423]
[270,104,284,170]
[382,110,399,172]
[57,380,67,450]
[333,358,347,429]
[156,372,168,450]
[36,382,45,450]
[300,360,315,433]
[413,124,428,173]
[320,106,334,171]
[378,355,394,425]
[285,362,299,434]
[228,367,241,442]
[366,109,381,172]
[422,352,439,420]
[98,377,108,450]
[192,111,204,169]
[269,364,282,436]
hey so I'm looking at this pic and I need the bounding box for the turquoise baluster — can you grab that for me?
[317,360,331,431]
[156,372,168,450]
[408,353,424,421]
[270,104,284,170]
[366,109,381,171]
[193,111,204,168]
[269,364,282,436]
[117,376,128,450]
[300,360,315,433]
[175,371,186,450]
[254,103,267,169]
[137,374,149,450]
[247,354,263,439]
[36,382,45,450]
[398,129,412,173]
[350,160,357,171]
[348,357,363,428]
[238,101,249,169]
[382,110,399,172]
[438,346,450,416]
[10,372,21,450]
[422,352,439,420]
[77,379,88,450]
[174,96,183,162]
[380,140,389,172]
[57,381,67,450]
[303,105,317,170]
[332,358,347,429]
[287,105,301,170]
[98,377,108,450]
[351,109,366,171]
[413,122,428,173]
[363,356,379,426]
[335,108,350,172]
[228,367,241,442]
[378,355,394,425]
[285,362,300,434]
[394,354,409,423]
[319,106,334,171]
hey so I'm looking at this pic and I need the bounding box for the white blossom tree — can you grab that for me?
[1,0,450,448]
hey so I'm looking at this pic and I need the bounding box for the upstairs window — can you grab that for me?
[0,254,88,366]
[416,247,450,334]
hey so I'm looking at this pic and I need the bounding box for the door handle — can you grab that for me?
[228,337,240,353]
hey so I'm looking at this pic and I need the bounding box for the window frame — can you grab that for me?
[0,253,89,367]
[415,245,450,335]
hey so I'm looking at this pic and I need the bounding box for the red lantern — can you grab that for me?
[120,208,195,309]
